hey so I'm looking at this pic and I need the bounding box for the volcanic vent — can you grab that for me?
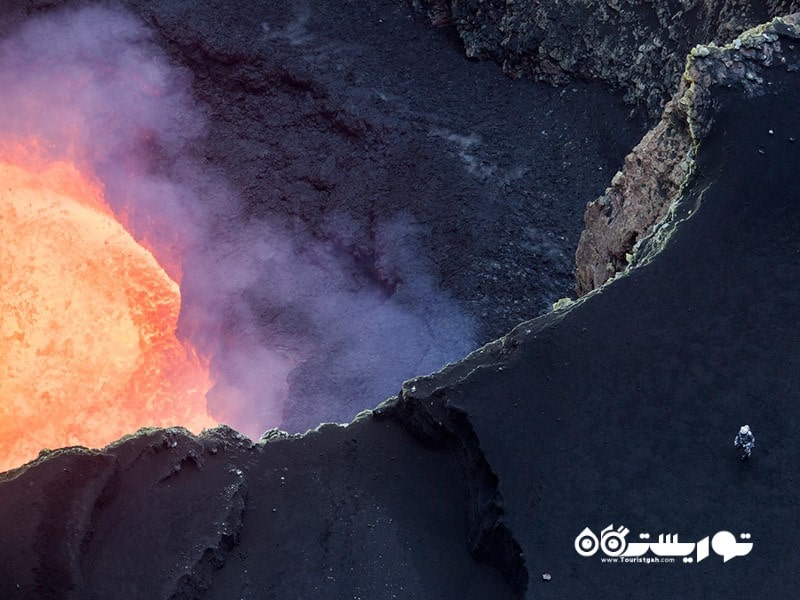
[0,156,215,472]
[0,5,477,471]
[0,5,231,472]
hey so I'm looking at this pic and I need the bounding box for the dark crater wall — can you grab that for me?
[0,0,647,432]
[6,4,800,600]
[414,0,800,115]
[129,0,642,340]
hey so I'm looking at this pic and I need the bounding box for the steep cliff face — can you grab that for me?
[413,0,800,115]
[411,1,800,295]
[576,14,800,294]
[5,6,800,600]
[575,98,694,295]
[386,16,800,597]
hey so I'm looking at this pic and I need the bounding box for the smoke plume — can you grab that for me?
[1,5,476,439]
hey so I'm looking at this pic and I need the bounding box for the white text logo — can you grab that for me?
[574,525,753,564]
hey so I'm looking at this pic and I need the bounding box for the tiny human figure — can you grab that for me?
[734,425,755,460]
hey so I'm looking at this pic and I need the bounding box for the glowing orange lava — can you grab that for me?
[0,156,216,472]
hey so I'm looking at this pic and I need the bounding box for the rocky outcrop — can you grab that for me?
[575,98,694,295]
[0,426,250,599]
[377,334,534,596]
[413,0,800,116]
[576,14,800,294]
[7,5,800,600]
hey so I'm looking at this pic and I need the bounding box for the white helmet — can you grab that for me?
[740,425,750,435]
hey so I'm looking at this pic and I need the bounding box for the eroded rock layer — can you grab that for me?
[577,15,800,293]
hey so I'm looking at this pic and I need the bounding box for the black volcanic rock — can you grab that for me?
[123,0,642,343]
[0,423,514,599]
[414,0,800,115]
[4,4,800,600]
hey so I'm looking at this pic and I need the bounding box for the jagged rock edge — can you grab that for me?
[370,316,556,596]
[576,14,800,296]
[376,12,800,597]
[379,386,529,596]
[0,426,252,596]
[8,14,800,597]
[117,427,251,598]
[168,481,247,599]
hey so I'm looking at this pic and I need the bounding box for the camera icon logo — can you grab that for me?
[574,527,599,557]
[600,525,630,557]
[574,525,630,557]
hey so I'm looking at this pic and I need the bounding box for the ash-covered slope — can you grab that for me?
[5,14,800,599]
[0,423,514,599]
[4,5,800,600]
[389,14,800,598]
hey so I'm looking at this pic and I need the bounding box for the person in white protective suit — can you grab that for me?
[734,425,755,460]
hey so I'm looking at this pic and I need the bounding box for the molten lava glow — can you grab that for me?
[0,158,216,472]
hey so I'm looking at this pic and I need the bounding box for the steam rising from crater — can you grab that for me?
[0,5,476,451]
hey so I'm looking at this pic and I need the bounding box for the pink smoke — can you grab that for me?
[0,5,476,439]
